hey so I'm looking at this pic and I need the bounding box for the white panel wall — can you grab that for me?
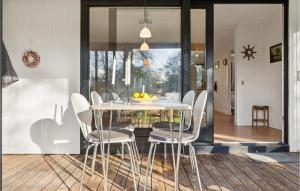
[289,0,300,152]
[264,19,283,130]
[234,20,283,129]
[214,41,233,115]
[2,0,81,154]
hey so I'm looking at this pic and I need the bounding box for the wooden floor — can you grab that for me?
[214,112,282,142]
[3,153,299,191]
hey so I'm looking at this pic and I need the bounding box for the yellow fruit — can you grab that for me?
[133,92,140,98]
[143,93,150,98]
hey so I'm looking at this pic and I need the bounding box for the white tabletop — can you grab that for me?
[90,100,191,111]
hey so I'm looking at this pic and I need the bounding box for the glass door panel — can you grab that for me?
[191,9,207,130]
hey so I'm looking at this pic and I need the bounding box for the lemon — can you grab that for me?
[143,93,150,99]
[133,92,140,98]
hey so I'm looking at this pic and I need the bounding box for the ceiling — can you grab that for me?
[214,4,282,52]
[90,8,206,44]
[90,5,282,50]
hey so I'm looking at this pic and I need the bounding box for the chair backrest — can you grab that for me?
[71,93,93,141]
[192,90,207,140]
[181,90,195,127]
[91,91,103,106]
[112,92,123,103]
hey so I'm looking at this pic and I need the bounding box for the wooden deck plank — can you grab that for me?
[3,156,45,190]
[163,154,177,191]
[241,153,300,189]
[200,154,235,191]
[181,155,207,191]
[216,154,262,191]
[3,155,39,179]
[151,153,165,191]
[42,154,83,191]
[226,153,289,191]
[210,154,248,191]
[16,155,64,191]
[2,153,300,191]
[111,156,129,191]
[264,162,300,185]
[244,157,300,190]
[197,155,222,191]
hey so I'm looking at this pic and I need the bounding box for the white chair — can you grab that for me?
[91,91,140,168]
[71,93,138,191]
[144,90,207,191]
[152,90,195,159]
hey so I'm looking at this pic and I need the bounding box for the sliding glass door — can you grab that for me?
[89,7,182,101]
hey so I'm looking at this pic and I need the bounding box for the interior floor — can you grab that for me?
[214,112,282,142]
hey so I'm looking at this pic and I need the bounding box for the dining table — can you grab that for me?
[91,100,192,191]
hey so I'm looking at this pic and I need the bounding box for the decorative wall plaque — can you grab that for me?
[241,44,257,61]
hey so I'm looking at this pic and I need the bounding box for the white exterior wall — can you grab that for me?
[2,0,81,154]
[289,0,300,152]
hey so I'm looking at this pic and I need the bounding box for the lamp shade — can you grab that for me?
[139,26,152,38]
[140,41,150,51]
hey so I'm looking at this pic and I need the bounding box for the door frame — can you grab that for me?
[211,0,289,145]
[80,0,289,152]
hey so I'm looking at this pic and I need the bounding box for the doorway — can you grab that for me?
[213,4,283,143]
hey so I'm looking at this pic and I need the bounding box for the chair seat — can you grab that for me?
[149,129,194,143]
[108,122,135,132]
[152,121,189,131]
[87,129,134,143]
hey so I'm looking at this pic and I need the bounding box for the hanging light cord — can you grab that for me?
[144,0,147,25]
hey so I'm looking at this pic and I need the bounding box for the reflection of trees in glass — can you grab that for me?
[90,49,181,98]
[107,51,125,93]
[165,53,180,93]
[90,51,106,93]
[131,50,154,93]
[131,49,181,95]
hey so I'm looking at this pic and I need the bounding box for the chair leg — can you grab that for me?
[189,146,196,174]
[149,143,157,175]
[132,141,140,176]
[133,141,140,161]
[129,141,139,176]
[80,144,93,191]
[125,143,138,191]
[164,143,167,160]
[91,144,98,175]
[144,142,155,191]
[189,144,203,191]
[121,143,125,160]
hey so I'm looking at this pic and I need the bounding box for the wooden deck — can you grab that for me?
[2,153,300,191]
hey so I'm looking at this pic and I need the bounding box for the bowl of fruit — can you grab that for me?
[132,92,158,103]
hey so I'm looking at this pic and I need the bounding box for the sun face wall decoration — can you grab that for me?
[241,44,257,61]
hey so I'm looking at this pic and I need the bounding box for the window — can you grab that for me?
[89,7,181,100]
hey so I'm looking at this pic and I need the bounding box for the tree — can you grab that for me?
[164,52,181,92]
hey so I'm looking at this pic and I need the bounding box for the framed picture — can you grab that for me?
[270,43,282,63]
[223,58,227,66]
[214,61,219,69]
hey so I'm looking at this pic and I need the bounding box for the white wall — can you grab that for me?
[234,18,283,129]
[2,0,81,154]
[214,41,233,115]
[289,0,300,152]
[265,19,284,130]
